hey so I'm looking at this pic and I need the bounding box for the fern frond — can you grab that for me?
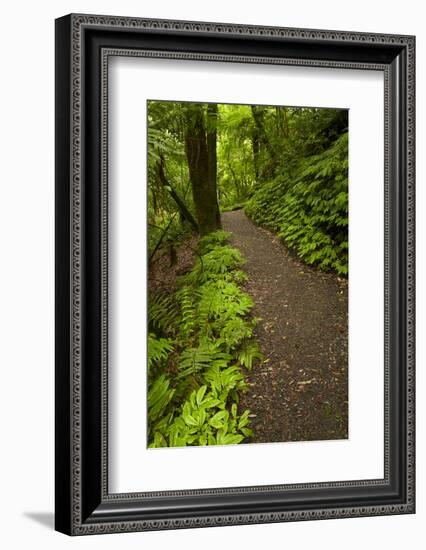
[177,343,231,378]
[197,230,232,253]
[148,292,179,334]
[147,333,174,371]
[175,286,197,341]
[148,374,175,423]
[237,340,263,370]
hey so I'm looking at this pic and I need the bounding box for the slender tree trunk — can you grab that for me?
[157,154,199,232]
[184,104,221,236]
[206,103,222,229]
[251,105,275,182]
[251,127,260,181]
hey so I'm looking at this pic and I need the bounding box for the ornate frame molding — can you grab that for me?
[55,14,415,535]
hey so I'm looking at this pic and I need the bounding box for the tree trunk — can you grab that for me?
[184,104,221,236]
[251,126,260,181]
[206,103,222,229]
[157,154,199,232]
[251,105,275,182]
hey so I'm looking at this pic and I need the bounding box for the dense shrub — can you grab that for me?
[147,231,262,447]
[245,133,348,275]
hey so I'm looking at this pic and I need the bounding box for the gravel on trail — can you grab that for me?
[222,209,348,443]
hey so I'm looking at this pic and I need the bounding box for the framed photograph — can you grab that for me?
[55,14,415,535]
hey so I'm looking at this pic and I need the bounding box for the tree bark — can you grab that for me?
[157,154,199,232]
[184,104,221,236]
[206,103,222,229]
[251,105,275,182]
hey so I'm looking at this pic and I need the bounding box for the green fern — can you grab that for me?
[181,245,245,285]
[204,364,248,403]
[150,386,251,448]
[148,292,179,334]
[236,340,263,370]
[148,374,175,424]
[147,333,174,371]
[177,343,231,378]
[175,286,197,341]
[147,230,260,447]
[197,230,233,253]
[245,132,348,274]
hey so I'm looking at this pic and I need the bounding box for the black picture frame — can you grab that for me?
[55,13,415,535]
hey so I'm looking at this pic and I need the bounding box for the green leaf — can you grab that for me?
[202,398,222,409]
[209,410,229,429]
[196,385,207,406]
[183,414,198,427]
[223,434,244,445]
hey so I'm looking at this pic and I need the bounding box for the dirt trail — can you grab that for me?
[222,210,348,443]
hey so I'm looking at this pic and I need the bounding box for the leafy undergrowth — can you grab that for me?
[147,230,262,448]
[220,201,247,213]
[245,133,348,276]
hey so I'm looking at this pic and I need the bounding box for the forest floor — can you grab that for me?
[222,210,348,443]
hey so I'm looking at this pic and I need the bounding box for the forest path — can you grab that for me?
[221,209,348,443]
